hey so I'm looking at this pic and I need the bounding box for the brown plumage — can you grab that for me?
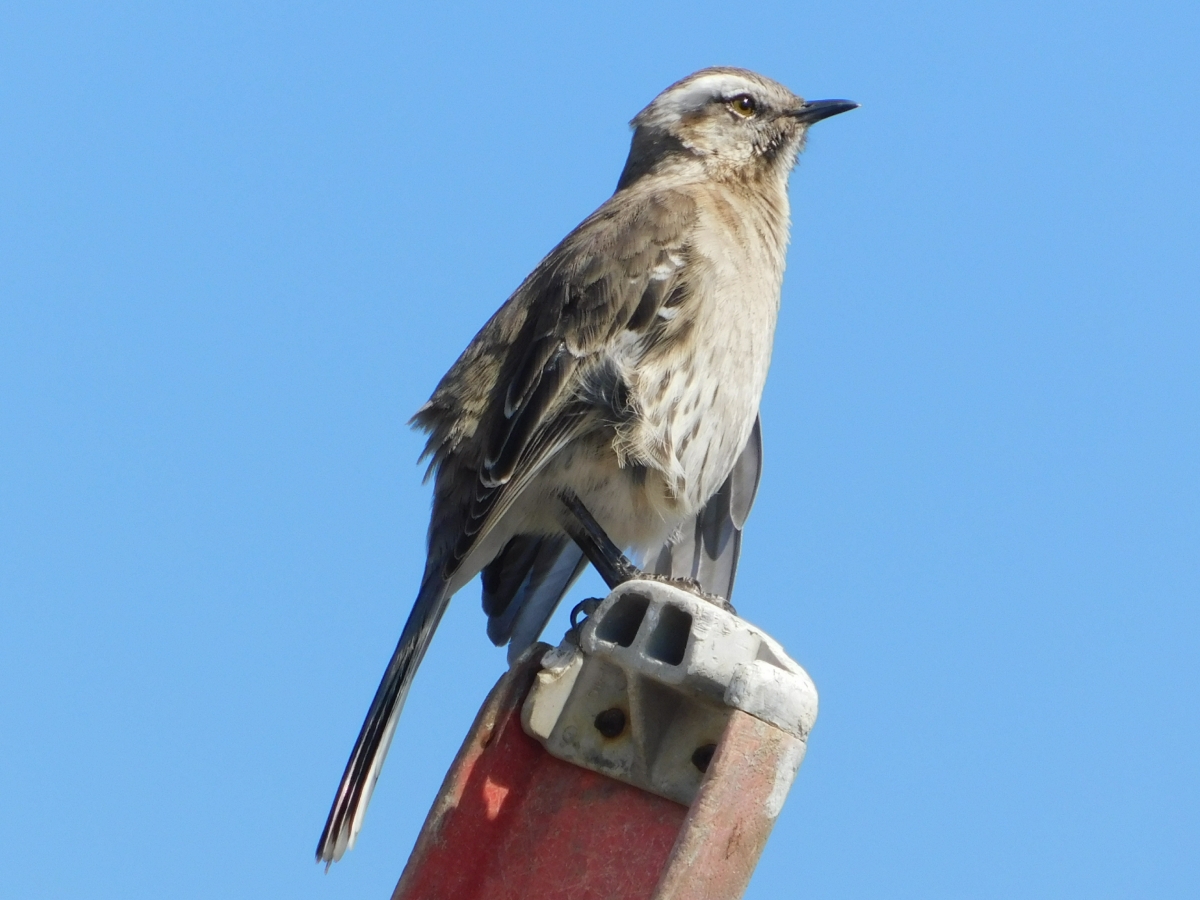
[317,67,857,864]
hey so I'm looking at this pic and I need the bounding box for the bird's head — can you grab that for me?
[617,67,857,190]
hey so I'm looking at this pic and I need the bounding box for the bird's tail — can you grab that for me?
[316,569,450,865]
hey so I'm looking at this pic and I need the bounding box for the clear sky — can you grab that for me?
[2,2,1197,898]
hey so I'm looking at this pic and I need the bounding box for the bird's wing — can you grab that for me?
[317,189,699,865]
[413,187,699,585]
[648,414,763,600]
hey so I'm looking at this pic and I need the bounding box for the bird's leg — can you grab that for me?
[558,490,644,589]
[557,490,737,614]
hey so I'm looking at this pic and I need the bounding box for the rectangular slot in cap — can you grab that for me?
[646,605,692,665]
[596,591,650,647]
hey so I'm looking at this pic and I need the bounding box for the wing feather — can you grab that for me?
[646,415,764,601]
[418,189,698,584]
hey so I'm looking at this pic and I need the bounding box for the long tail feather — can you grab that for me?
[315,571,450,865]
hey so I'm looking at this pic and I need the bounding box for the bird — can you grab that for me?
[316,66,857,864]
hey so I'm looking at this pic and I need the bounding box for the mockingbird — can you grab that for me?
[317,67,856,864]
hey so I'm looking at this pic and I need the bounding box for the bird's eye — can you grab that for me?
[728,94,758,117]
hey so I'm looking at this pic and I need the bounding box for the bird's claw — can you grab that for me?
[569,597,602,631]
[638,573,737,616]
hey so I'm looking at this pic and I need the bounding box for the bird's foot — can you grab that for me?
[557,490,737,615]
[569,597,602,632]
[637,572,737,615]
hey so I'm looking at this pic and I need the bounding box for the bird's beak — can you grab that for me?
[789,99,860,125]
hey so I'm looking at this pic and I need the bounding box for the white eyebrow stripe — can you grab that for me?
[638,73,760,128]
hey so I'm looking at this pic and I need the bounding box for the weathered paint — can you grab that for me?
[392,646,687,900]
[652,710,807,900]
[392,645,808,900]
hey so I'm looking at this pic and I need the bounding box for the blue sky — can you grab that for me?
[2,2,1197,897]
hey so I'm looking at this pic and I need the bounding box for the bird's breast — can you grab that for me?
[618,183,788,517]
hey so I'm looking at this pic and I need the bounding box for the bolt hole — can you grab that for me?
[594,708,626,739]
[692,743,717,773]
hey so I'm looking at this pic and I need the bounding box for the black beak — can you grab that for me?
[789,99,860,125]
